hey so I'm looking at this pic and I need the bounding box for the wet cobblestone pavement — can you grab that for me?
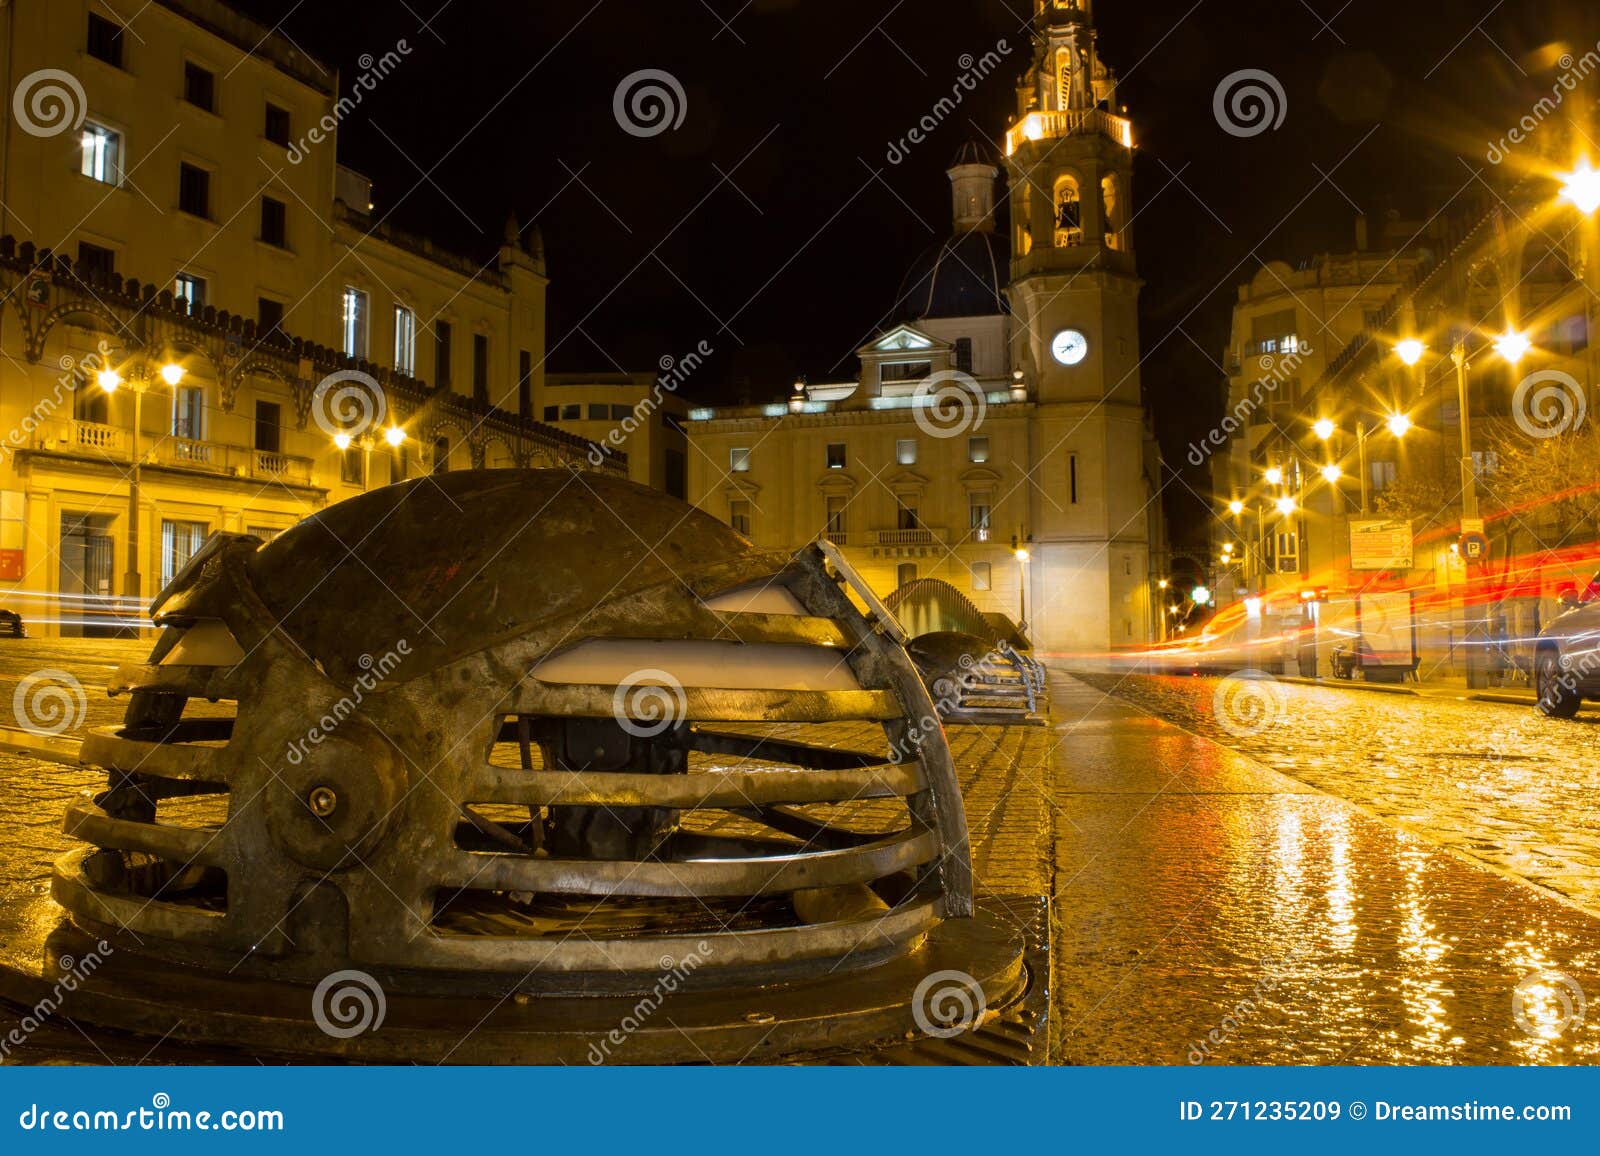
[1076,672,1600,917]
[3,640,1599,1063]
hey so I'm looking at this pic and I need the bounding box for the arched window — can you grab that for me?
[1015,183,1032,256]
[1101,173,1121,250]
[1053,174,1082,247]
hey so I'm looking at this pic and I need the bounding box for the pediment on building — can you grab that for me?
[722,478,761,501]
[886,468,930,496]
[815,470,859,493]
[858,324,947,358]
[959,466,1003,489]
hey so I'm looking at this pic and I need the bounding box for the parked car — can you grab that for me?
[1533,577,1600,717]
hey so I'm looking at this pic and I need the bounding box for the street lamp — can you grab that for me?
[99,358,187,608]
[1493,328,1531,364]
[1264,466,1283,485]
[1394,338,1426,367]
[1274,495,1296,517]
[1312,417,1336,440]
[1386,412,1411,438]
[1320,463,1341,484]
[1012,541,1030,630]
[1559,162,1600,215]
[1227,499,1244,516]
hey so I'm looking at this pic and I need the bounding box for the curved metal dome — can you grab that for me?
[895,228,1010,321]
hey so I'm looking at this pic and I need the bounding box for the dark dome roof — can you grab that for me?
[949,139,997,168]
[895,229,1009,321]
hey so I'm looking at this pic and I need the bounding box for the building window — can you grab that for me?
[954,337,973,374]
[254,401,281,453]
[432,435,450,474]
[260,195,288,247]
[730,447,751,473]
[178,163,210,218]
[588,403,608,420]
[342,287,369,358]
[1270,529,1299,574]
[161,520,208,587]
[172,385,204,439]
[1069,453,1079,503]
[896,501,920,531]
[76,242,114,278]
[518,350,532,421]
[561,404,580,420]
[1370,460,1397,492]
[472,334,489,403]
[246,526,280,543]
[826,496,847,541]
[183,62,216,112]
[826,442,846,469]
[86,13,123,68]
[1472,450,1500,477]
[543,405,559,422]
[174,273,205,313]
[896,438,918,465]
[341,446,364,486]
[972,561,992,591]
[881,360,931,383]
[896,562,918,586]
[729,500,751,537]
[611,405,632,420]
[969,494,991,541]
[434,321,452,387]
[258,298,284,334]
[79,123,120,184]
[665,449,686,499]
[264,102,290,146]
[393,305,416,376]
[968,436,989,464]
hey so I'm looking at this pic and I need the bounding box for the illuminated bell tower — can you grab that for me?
[1005,0,1153,653]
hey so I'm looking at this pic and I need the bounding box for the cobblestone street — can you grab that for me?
[2,640,1599,1064]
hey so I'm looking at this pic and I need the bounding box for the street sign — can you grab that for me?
[1460,531,1489,561]
[1350,519,1413,570]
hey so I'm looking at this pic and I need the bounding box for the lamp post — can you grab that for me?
[1011,536,1030,631]
[99,358,185,609]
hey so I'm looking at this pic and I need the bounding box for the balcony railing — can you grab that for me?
[251,449,314,485]
[1005,107,1134,155]
[59,420,129,456]
[869,528,947,546]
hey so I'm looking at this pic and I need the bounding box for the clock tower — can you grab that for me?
[1005,0,1154,654]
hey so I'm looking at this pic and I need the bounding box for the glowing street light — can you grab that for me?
[384,425,406,447]
[1559,162,1600,215]
[1493,329,1531,364]
[1264,466,1283,485]
[1227,500,1244,516]
[1395,338,1426,366]
[333,432,353,451]
[1275,495,1297,517]
[1386,412,1411,438]
[1158,578,1169,589]
[96,368,122,392]
[159,362,185,386]
[1320,463,1342,483]
[1191,585,1211,604]
[1312,417,1336,440]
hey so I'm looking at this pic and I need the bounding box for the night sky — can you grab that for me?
[234,0,1600,544]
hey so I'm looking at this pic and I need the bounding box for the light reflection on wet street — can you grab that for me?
[1056,673,1600,1064]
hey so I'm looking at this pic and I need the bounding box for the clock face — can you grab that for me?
[1052,328,1088,366]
